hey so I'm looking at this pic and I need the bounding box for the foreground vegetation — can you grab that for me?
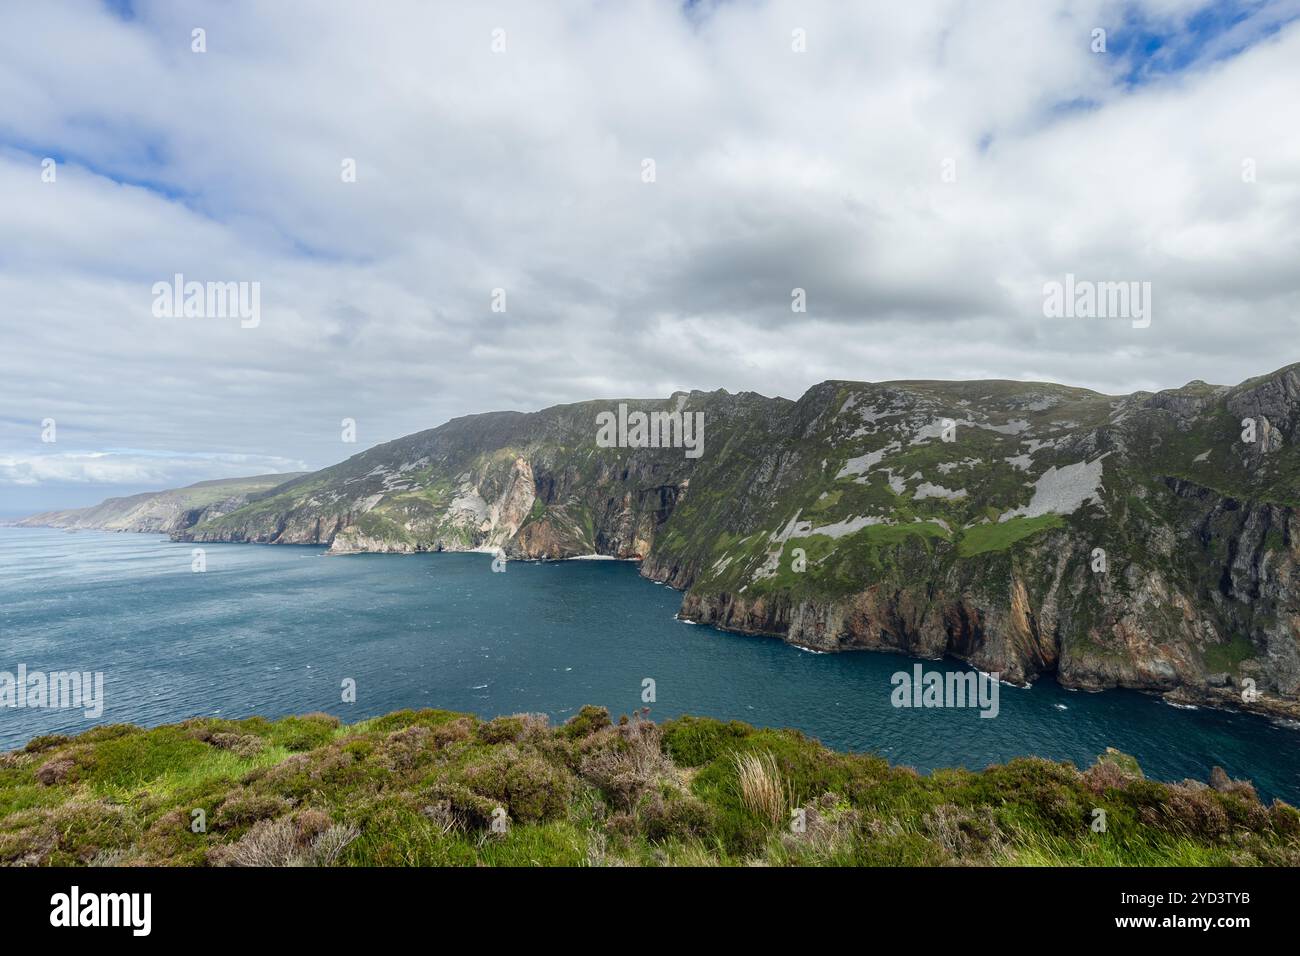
[2,707,1296,866]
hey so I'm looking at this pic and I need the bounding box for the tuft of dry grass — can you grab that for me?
[209,733,265,758]
[921,803,1006,861]
[733,751,789,826]
[209,814,359,867]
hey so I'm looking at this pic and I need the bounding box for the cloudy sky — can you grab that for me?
[2,0,1298,513]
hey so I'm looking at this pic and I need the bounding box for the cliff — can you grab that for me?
[149,363,1300,718]
[15,473,305,534]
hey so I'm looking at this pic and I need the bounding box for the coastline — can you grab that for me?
[6,523,1295,725]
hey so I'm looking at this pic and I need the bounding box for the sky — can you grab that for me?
[1,0,1299,513]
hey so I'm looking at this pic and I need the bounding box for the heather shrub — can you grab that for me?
[430,717,475,750]
[579,719,677,813]
[293,807,334,842]
[477,716,526,744]
[461,746,572,823]
[0,799,130,865]
[634,788,716,843]
[1082,758,1132,794]
[1268,800,1300,838]
[421,782,498,831]
[23,734,71,754]
[214,793,293,829]
[563,705,612,739]
[975,758,1085,831]
[379,725,434,772]
[248,753,314,797]
[35,755,77,787]
[209,817,297,866]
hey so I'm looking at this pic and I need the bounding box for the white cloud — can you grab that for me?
[0,0,1297,502]
[0,451,307,487]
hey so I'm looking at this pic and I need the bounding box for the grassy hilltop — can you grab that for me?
[15,473,304,534]
[1,707,1296,867]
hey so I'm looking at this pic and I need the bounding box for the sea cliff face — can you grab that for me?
[142,366,1300,718]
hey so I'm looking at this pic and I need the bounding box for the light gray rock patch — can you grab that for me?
[837,441,899,478]
[913,482,967,500]
[1000,456,1106,521]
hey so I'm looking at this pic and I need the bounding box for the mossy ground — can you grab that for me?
[2,707,1296,867]
[957,515,1065,557]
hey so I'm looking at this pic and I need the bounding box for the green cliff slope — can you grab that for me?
[16,474,305,534]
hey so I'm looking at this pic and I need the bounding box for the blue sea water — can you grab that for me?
[1,526,1297,803]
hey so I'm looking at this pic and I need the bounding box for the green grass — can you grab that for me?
[957,514,1064,556]
[1202,636,1255,675]
[1,706,1294,867]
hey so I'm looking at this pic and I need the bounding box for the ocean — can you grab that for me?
[1,526,1297,803]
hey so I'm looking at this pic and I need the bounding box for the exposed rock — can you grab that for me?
[1209,766,1259,801]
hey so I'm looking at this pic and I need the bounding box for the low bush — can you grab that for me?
[1,707,1295,867]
